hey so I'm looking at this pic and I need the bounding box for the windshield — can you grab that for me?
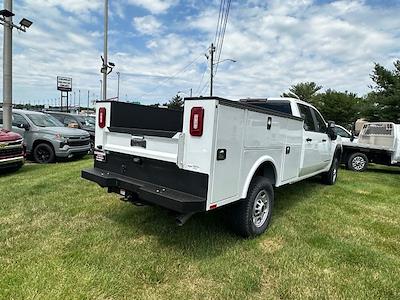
[27,113,64,127]
[76,116,95,127]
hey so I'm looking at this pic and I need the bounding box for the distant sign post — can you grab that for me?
[57,76,72,111]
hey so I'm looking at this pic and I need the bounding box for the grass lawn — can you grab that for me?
[1,157,399,299]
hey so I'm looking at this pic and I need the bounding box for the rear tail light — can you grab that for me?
[98,107,106,128]
[190,107,204,136]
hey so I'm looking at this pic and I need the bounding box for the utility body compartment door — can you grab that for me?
[211,104,245,202]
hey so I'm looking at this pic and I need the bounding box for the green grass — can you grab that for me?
[1,158,399,299]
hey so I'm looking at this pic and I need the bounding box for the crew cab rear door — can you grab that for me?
[298,104,330,176]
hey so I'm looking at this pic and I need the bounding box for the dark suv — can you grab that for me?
[47,112,95,151]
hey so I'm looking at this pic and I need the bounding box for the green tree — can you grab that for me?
[167,94,184,110]
[364,60,400,122]
[282,82,323,104]
[314,90,361,126]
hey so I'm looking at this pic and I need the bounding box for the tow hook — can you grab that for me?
[120,194,146,207]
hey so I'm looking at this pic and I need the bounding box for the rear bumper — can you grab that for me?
[82,167,207,214]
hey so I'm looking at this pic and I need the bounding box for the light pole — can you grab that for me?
[78,89,81,111]
[116,72,120,101]
[0,2,32,131]
[102,0,108,101]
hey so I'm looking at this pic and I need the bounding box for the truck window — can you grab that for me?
[12,113,29,127]
[249,101,292,115]
[297,104,316,131]
[312,109,327,133]
[334,127,351,138]
[51,114,65,123]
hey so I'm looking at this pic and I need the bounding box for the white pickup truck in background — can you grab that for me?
[82,97,342,237]
[341,122,400,172]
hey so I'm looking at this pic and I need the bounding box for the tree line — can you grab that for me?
[282,60,400,126]
[164,60,400,126]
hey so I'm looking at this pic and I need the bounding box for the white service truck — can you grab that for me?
[342,122,400,172]
[82,97,342,237]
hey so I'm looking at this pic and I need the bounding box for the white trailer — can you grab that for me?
[342,122,400,172]
[82,97,342,237]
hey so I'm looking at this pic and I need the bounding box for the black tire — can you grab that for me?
[321,157,339,185]
[347,152,368,172]
[231,177,274,238]
[33,143,55,164]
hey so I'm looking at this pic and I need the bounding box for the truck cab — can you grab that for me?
[82,97,341,237]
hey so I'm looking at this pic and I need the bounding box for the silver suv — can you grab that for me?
[0,109,90,163]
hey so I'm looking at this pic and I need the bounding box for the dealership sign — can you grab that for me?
[57,76,72,92]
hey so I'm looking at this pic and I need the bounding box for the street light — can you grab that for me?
[19,18,32,29]
[214,58,237,65]
[178,89,193,97]
[1,0,33,131]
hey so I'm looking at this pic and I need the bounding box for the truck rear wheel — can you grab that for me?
[231,177,274,238]
[347,153,368,172]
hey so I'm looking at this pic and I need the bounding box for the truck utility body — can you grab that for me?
[342,122,400,172]
[82,97,340,237]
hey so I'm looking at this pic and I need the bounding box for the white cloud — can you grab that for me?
[1,0,400,106]
[127,0,178,14]
[133,15,162,35]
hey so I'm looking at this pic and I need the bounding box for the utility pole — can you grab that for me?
[102,0,108,101]
[117,71,120,101]
[78,89,81,112]
[210,43,216,97]
[2,0,13,131]
[1,1,32,130]
[87,90,90,110]
[190,88,193,97]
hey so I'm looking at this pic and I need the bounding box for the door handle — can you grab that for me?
[306,138,312,142]
[322,139,327,142]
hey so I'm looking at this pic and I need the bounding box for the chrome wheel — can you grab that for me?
[252,190,270,228]
[352,156,366,171]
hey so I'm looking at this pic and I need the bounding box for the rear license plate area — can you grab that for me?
[94,150,106,162]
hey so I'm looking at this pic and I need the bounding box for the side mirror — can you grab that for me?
[18,123,30,131]
[327,121,337,141]
[350,131,355,142]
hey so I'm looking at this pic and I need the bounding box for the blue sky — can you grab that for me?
[0,0,399,106]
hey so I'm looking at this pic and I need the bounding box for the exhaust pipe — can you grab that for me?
[175,213,195,226]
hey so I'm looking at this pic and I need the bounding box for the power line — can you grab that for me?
[138,51,206,99]
[195,63,209,96]
[214,0,232,77]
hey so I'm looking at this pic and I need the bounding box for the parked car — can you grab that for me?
[47,112,95,152]
[0,129,24,172]
[342,122,400,172]
[334,125,358,143]
[0,109,90,164]
[82,97,342,237]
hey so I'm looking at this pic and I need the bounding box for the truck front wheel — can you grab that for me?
[321,157,339,185]
[231,177,274,238]
[33,143,55,164]
[347,153,368,172]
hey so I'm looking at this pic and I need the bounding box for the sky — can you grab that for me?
[0,0,399,106]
